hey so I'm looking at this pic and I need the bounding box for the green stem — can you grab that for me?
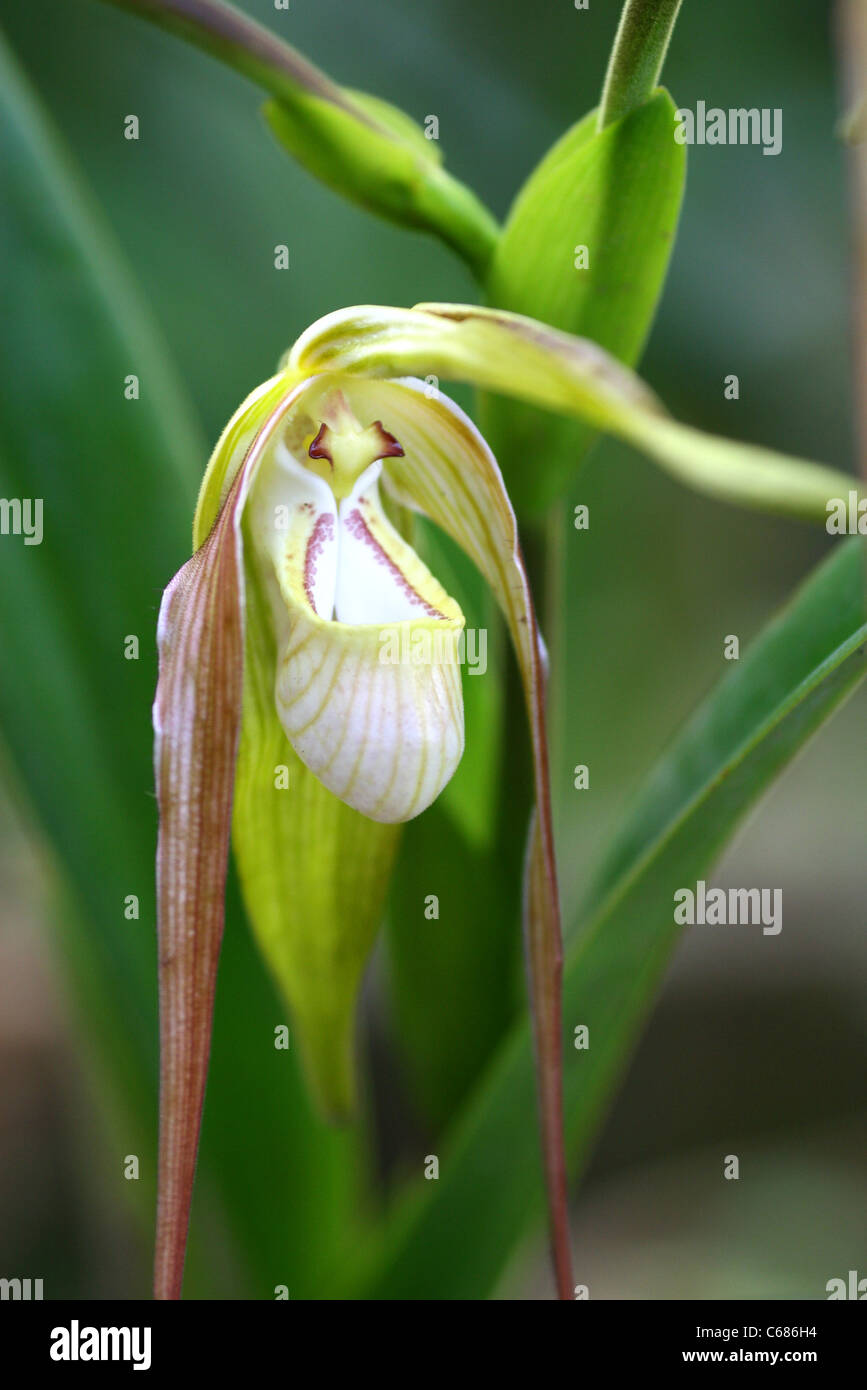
[103,0,367,117]
[598,0,683,129]
[836,0,867,483]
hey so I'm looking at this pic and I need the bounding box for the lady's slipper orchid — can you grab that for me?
[154,303,856,1303]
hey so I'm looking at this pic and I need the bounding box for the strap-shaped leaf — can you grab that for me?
[358,537,866,1298]
[0,27,370,1301]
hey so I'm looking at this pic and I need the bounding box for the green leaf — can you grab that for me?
[483,91,686,513]
[0,29,358,1297]
[385,801,525,1130]
[0,17,199,1125]
[360,537,866,1298]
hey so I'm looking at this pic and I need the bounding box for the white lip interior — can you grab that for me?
[263,440,446,625]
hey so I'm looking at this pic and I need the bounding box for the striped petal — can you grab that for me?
[152,375,319,1298]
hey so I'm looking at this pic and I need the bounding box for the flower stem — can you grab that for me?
[597,0,683,130]
[521,515,574,1300]
[103,0,362,114]
[836,0,867,483]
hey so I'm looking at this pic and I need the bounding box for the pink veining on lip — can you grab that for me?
[303,512,335,612]
[344,508,446,618]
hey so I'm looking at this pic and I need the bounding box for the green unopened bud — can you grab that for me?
[263,88,499,276]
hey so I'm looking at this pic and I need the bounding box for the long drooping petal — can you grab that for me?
[338,373,574,1299]
[289,304,858,522]
[153,467,245,1302]
[153,378,315,1298]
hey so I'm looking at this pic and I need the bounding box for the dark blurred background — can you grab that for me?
[0,0,864,1297]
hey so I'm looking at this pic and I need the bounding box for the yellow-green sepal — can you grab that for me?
[232,527,400,1120]
[192,369,302,547]
[483,90,686,514]
[292,303,857,524]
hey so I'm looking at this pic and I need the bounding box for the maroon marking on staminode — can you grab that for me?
[309,419,405,468]
[303,512,335,613]
[344,508,445,618]
[308,422,334,469]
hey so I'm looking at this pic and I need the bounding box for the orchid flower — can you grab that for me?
[153,302,855,1302]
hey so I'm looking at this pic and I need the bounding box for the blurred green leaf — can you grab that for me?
[385,801,525,1131]
[361,537,866,1297]
[483,91,686,514]
[0,29,360,1298]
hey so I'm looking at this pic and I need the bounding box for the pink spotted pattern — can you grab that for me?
[343,507,446,619]
[303,512,335,613]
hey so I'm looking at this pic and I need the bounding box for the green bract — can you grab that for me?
[483,92,686,512]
